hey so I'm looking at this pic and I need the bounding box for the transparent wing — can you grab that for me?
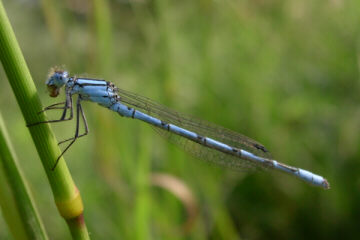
[118,88,271,171]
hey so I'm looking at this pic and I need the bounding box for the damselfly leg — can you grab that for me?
[27,92,89,170]
[27,93,73,127]
[57,98,88,146]
[51,97,88,170]
[38,102,66,112]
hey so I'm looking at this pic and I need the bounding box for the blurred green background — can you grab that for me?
[1,0,360,239]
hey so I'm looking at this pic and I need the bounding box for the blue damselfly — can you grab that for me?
[28,68,329,189]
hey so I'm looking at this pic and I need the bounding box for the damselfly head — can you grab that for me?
[46,69,69,97]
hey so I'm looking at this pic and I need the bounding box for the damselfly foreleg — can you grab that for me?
[38,102,66,112]
[27,92,74,127]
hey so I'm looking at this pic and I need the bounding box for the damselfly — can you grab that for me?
[28,68,329,189]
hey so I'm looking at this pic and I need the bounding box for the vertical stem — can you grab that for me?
[0,113,48,240]
[0,1,89,239]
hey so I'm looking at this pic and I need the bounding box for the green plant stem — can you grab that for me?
[0,1,89,239]
[0,112,48,240]
[134,125,151,240]
[92,0,113,74]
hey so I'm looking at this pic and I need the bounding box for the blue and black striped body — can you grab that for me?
[69,78,119,107]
